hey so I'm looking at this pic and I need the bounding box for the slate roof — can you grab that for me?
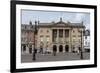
[21,20,85,30]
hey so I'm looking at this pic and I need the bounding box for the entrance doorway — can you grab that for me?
[53,45,57,52]
[65,45,69,52]
[59,45,63,52]
[23,45,26,51]
[29,45,32,54]
[29,48,32,54]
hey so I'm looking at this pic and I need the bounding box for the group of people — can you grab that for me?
[34,48,51,54]
[73,47,81,55]
[33,47,82,56]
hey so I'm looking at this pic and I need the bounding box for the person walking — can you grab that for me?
[77,47,81,55]
[39,47,43,54]
[53,47,57,56]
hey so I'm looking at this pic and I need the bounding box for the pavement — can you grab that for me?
[21,52,90,63]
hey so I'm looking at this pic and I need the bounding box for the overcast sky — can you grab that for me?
[21,10,90,29]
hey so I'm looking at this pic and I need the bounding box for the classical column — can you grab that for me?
[82,29,84,52]
[57,29,59,43]
[63,29,65,53]
[63,45,65,53]
[69,29,72,52]
[57,29,59,53]
[26,45,29,54]
[63,29,65,43]
[57,44,59,53]
[32,45,34,53]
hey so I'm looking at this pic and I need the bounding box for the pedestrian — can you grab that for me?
[77,49,79,55]
[39,48,43,54]
[32,48,37,61]
[34,48,37,54]
[77,47,81,55]
[53,48,57,56]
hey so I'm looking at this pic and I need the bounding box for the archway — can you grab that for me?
[65,45,69,52]
[29,45,32,54]
[40,47,43,54]
[78,47,81,52]
[59,45,63,52]
[23,44,26,51]
[53,45,57,52]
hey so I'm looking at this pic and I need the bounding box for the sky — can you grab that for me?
[21,10,90,29]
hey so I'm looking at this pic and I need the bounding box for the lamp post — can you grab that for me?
[32,21,38,61]
[80,30,83,59]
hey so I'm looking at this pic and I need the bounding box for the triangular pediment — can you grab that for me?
[52,17,70,26]
[52,21,70,26]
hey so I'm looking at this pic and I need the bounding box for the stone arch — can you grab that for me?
[53,45,57,52]
[65,45,69,52]
[59,45,63,52]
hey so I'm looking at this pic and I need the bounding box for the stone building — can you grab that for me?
[21,18,85,54]
[21,21,35,54]
[84,29,90,52]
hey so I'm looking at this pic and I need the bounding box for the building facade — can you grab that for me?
[84,29,90,52]
[21,18,85,54]
[21,21,36,54]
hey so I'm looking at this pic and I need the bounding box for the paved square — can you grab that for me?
[21,52,90,63]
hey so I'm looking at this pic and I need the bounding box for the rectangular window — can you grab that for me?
[78,35,81,37]
[73,39,75,42]
[46,36,50,42]
[47,30,49,33]
[73,30,75,33]
[52,29,57,42]
[65,30,69,37]
[59,29,63,37]
[40,35,43,37]
[40,37,43,42]
[73,35,76,37]
[53,30,57,37]
[79,39,81,43]
[40,35,43,42]
[78,29,81,33]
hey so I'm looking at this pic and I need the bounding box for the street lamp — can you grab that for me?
[80,30,84,59]
[32,21,39,61]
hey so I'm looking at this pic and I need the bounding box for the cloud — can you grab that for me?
[74,13,85,22]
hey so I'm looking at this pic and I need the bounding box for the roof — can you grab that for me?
[38,21,85,28]
[21,19,85,30]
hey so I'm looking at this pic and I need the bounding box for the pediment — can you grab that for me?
[52,21,70,26]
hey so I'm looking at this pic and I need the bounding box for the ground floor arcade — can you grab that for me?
[21,43,82,54]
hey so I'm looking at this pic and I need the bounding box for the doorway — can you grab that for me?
[29,45,32,54]
[53,45,57,52]
[65,45,69,52]
[59,45,63,52]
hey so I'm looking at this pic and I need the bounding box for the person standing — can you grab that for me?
[53,47,57,56]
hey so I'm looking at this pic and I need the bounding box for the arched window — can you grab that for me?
[65,45,69,52]
[53,45,57,52]
[59,45,63,52]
